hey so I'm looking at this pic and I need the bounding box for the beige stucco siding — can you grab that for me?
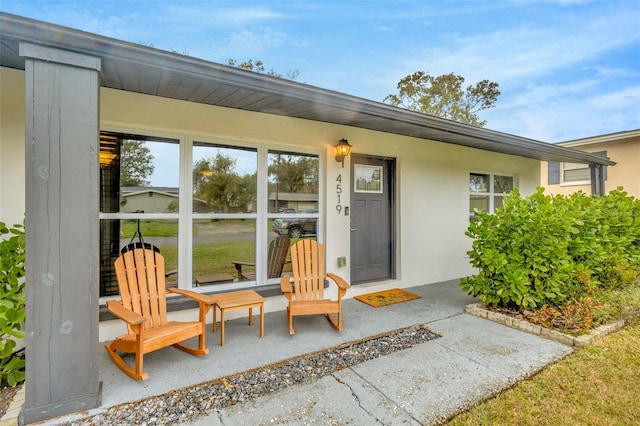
[542,136,640,198]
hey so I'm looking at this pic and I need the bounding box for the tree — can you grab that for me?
[268,154,318,194]
[227,59,300,81]
[384,71,500,127]
[121,140,154,186]
[193,153,255,213]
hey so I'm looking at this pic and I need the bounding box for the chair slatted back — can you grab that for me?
[267,235,291,278]
[290,239,325,301]
[114,248,168,332]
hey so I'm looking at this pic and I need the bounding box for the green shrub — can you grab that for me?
[460,187,640,311]
[0,221,26,386]
[597,255,640,291]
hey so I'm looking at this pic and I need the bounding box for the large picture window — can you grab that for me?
[99,131,321,298]
[469,172,514,220]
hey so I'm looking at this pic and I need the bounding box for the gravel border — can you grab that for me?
[63,324,440,425]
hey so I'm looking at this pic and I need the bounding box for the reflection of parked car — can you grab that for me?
[272,210,317,238]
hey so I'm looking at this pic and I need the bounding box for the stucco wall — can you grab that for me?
[99,88,540,287]
[0,68,26,227]
[541,137,640,198]
[2,67,541,340]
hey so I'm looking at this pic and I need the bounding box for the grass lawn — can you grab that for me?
[447,323,640,426]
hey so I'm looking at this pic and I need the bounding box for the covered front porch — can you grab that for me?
[6,279,578,424]
[84,280,474,420]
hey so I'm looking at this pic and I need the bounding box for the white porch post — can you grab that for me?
[20,43,102,424]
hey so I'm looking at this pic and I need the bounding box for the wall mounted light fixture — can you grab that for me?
[334,138,352,168]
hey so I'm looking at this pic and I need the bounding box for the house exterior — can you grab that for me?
[0,13,614,423]
[542,129,640,198]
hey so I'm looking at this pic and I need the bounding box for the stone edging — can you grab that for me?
[465,303,625,348]
[0,384,24,426]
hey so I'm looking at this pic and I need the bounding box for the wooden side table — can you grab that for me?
[209,290,265,346]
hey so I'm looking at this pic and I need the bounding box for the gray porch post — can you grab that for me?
[590,163,605,196]
[20,43,102,424]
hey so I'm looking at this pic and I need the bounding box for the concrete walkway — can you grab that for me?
[37,280,573,425]
[188,311,572,425]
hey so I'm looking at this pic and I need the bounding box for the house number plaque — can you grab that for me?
[336,174,343,214]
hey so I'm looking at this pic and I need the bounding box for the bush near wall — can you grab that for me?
[0,221,26,386]
[460,187,640,310]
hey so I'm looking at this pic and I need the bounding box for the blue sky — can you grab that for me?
[3,0,639,142]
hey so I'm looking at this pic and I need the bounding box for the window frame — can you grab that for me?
[469,171,516,220]
[98,127,324,303]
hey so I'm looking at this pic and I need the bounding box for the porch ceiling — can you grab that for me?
[0,12,615,166]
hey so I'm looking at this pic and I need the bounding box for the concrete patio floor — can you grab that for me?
[34,279,573,425]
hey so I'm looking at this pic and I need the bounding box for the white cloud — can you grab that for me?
[161,5,286,27]
[485,85,640,141]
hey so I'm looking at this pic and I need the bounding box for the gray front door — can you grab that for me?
[350,155,395,284]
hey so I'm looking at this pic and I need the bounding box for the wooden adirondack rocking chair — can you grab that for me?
[280,239,350,335]
[232,235,291,281]
[105,248,211,380]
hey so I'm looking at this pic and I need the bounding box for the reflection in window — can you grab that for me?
[469,173,514,221]
[100,132,180,214]
[99,132,180,297]
[191,143,257,288]
[191,219,255,287]
[99,218,178,296]
[268,151,319,213]
[193,143,257,214]
[100,133,323,297]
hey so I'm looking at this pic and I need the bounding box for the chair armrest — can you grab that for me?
[231,260,255,277]
[167,288,214,305]
[326,273,350,290]
[106,300,145,326]
[280,275,293,293]
[165,268,178,277]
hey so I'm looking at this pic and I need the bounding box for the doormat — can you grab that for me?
[354,288,422,308]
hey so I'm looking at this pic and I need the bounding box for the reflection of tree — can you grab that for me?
[121,140,154,186]
[469,173,489,193]
[494,176,513,194]
[193,152,255,213]
[268,155,318,194]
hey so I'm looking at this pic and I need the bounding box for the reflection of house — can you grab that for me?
[121,187,209,213]
[542,129,640,198]
[0,13,614,423]
[121,187,178,212]
[269,192,318,212]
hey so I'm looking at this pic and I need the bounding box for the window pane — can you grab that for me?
[192,218,255,287]
[101,133,180,213]
[469,173,489,193]
[494,175,514,194]
[470,195,489,214]
[99,218,178,297]
[564,167,590,182]
[265,226,299,284]
[268,151,319,213]
[494,196,505,210]
[122,140,179,213]
[193,143,257,214]
[564,162,587,171]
